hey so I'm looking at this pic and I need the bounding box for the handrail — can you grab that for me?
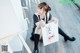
[18,34,32,53]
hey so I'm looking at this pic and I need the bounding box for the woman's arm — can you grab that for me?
[33,14,42,27]
[35,20,45,29]
[33,14,38,26]
[33,14,41,31]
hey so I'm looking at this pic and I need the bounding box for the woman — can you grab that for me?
[30,2,76,53]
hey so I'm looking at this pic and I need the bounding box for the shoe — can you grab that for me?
[33,49,39,53]
[64,37,76,42]
[70,37,76,41]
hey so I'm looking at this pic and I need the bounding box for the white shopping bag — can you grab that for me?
[42,18,59,46]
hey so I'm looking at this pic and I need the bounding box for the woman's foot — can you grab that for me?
[33,49,39,53]
[64,37,76,42]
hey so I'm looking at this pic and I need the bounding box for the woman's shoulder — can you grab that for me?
[33,13,38,18]
[33,13,39,21]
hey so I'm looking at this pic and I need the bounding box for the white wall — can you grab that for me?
[0,0,28,52]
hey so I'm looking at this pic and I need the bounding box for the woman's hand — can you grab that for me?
[39,20,46,27]
[35,20,45,34]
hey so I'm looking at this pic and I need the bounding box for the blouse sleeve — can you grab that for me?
[33,14,38,25]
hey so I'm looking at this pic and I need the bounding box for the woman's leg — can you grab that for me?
[58,27,76,41]
[33,34,40,53]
